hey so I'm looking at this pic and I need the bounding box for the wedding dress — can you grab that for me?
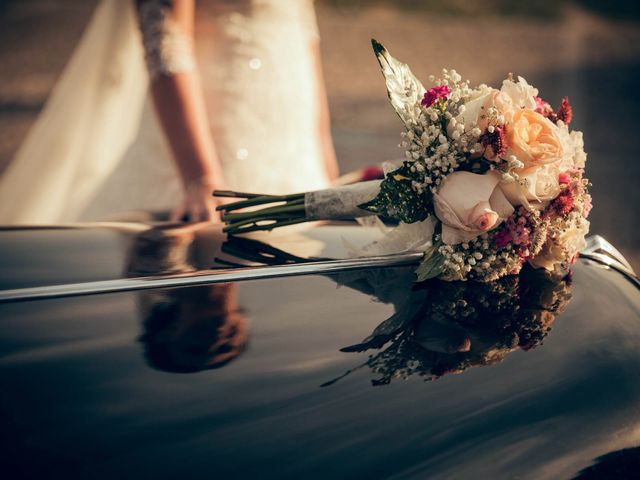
[0,0,330,224]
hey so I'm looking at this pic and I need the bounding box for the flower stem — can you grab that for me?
[214,189,309,235]
[214,192,305,212]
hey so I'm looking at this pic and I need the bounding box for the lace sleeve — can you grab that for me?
[136,0,195,80]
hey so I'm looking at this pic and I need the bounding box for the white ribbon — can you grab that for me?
[304,180,381,220]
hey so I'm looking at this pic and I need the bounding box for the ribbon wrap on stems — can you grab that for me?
[304,181,381,220]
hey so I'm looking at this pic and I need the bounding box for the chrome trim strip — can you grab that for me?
[0,252,424,303]
[579,252,640,288]
[0,235,636,303]
[580,235,639,288]
[583,235,636,273]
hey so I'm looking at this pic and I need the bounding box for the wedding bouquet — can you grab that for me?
[215,40,591,282]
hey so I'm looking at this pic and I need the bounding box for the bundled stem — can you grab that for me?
[214,191,308,234]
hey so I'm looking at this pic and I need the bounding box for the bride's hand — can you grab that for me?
[171,179,226,223]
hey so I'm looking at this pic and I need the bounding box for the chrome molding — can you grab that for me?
[580,235,639,288]
[0,252,424,303]
[0,235,636,303]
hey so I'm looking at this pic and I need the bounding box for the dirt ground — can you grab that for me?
[0,0,638,269]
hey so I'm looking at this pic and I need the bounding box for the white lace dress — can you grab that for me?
[0,0,330,224]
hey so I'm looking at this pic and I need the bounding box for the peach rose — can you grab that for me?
[506,110,564,174]
[433,171,514,245]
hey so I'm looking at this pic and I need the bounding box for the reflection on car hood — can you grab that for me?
[0,223,639,479]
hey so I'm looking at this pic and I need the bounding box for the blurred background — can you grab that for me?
[0,0,638,268]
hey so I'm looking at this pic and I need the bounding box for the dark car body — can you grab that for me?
[0,223,638,479]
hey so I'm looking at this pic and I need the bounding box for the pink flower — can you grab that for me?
[535,97,553,116]
[551,189,575,216]
[493,229,512,249]
[558,172,571,185]
[421,85,451,108]
[492,210,535,253]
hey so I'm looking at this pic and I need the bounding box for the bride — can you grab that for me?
[0,0,338,223]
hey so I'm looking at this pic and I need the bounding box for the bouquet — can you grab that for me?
[215,40,592,282]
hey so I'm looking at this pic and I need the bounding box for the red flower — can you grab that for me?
[536,96,573,125]
[421,85,451,108]
[556,97,573,125]
[493,228,512,249]
[551,189,575,215]
[558,172,571,185]
[480,125,508,159]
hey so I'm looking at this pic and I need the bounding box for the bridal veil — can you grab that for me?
[0,0,169,224]
[0,0,329,224]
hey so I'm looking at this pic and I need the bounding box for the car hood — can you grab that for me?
[0,223,639,479]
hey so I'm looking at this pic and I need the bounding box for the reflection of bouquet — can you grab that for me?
[216,40,591,282]
[325,265,573,386]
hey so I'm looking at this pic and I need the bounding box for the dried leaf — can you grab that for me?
[372,39,426,128]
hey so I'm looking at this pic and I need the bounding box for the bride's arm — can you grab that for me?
[137,0,225,222]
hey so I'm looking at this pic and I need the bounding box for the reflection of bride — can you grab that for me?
[0,0,337,224]
[124,223,249,373]
[138,283,248,373]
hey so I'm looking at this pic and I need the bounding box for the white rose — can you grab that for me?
[433,171,514,245]
[529,219,590,270]
[500,163,562,210]
[447,87,514,137]
[556,122,587,169]
[500,76,538,111]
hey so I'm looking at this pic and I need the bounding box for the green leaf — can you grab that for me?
[415,243,445,282]
[357,162,431,224]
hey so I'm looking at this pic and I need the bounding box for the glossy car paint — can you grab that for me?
[0,224,638,479]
